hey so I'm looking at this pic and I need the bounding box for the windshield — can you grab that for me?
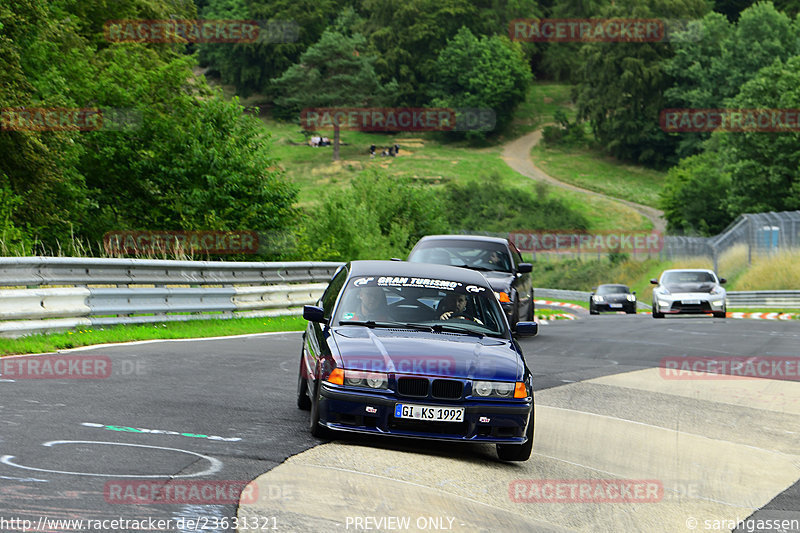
[597,285,630,295]
[333,275,508,337]
[661,271,716,284]
[408,241,512,273]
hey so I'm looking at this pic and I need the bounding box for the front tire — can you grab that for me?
[713,309,726,318]
[652,302,664,319]
[308,382,330,439]
[297,349,311,411]
[496,409,534,462]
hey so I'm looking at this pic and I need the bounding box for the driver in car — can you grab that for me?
[439,293,483,324]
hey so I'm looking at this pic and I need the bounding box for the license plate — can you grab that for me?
[610,303,622,308]
[394,404,464,422]
[683,300,701,305]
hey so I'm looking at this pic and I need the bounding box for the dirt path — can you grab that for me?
[501,129,666,234]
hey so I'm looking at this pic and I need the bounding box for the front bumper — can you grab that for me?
[655,293,725,314]
[592,301,635,312]
[319,383,532,443]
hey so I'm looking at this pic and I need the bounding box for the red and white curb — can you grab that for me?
[534,299,585,311]
[728,312,798,320]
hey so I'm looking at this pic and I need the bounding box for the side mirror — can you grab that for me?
[632,290,637,295]
[515,321,538,337]
[650,279,658,285]
[719,278,727,284]
[303,305,327,324]
[517,263,533,274]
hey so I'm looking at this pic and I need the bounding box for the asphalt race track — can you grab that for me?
[1,316,799,533]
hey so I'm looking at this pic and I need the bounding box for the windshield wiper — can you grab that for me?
[430,323,484,338]
[338,320,434,332]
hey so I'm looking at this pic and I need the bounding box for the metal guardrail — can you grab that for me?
[725,290,800,309]
[1,258,797,337]
[535,288,800,310]
[0,258,343,337]
[0,257,342,287]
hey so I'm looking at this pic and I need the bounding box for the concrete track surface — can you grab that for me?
[1,316,798,533]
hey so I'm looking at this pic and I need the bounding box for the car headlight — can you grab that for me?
[592,295,604,302]
[659,287,671,295]
[626,294,636,302]
[710,287,724,295]
[343,370,388,389]
[712,300,724,306]
[494,291,511,303]
[473,380,526,398]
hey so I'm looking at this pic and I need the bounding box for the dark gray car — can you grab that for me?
[407,235,534,329]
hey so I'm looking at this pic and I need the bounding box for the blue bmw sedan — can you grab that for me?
[298,260,537,461]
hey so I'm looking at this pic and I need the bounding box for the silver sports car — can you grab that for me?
[650,269,727,318]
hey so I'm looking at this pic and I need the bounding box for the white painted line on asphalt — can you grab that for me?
[1,440,223,478]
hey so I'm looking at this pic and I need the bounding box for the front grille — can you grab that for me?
[388,417,468,436]
[672,301,711,313]
[431,379,463,399]
[397,377,429,397]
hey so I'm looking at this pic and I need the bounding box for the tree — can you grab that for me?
[721,55,800,215]
[574,0,709,167]
[659,150,732,235]
[427,27,532,139]
[664,3,798,158]
[271,29,396,160]
[198,0,341,96]
[362,0,479,105]
[299,170,449,260]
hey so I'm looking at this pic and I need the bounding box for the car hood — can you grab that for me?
[480,271,514,292]
[662,282,720,294]
[332,327,522,382]
[596,293,630,302]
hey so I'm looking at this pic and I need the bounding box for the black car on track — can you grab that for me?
[589,284,637,314]
[407,235,535,331]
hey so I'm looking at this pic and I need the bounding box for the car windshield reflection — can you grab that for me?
[334,278,507,337]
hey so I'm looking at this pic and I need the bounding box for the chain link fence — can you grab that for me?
[661,211,800,271]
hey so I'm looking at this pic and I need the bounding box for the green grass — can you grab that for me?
[263,118,652,231]
[501,82,576,140]
[530,143,667,208]
[0,315,306,356]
